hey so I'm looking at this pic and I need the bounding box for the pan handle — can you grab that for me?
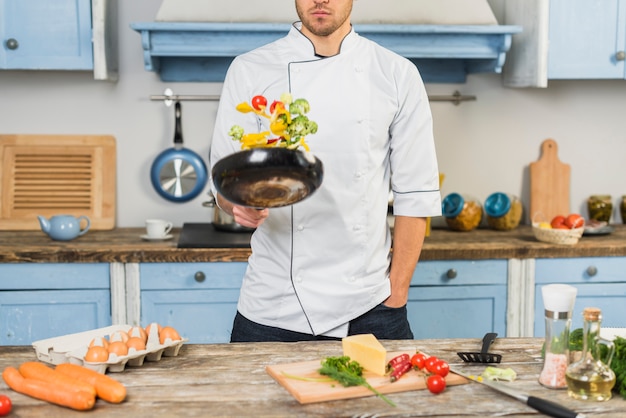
[174,101,183,146]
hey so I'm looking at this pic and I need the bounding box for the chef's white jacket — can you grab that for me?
[210,23,441,337]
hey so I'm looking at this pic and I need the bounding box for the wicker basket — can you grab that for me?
[532,223,584,245]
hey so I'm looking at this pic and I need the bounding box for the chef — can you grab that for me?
[210,0,441,342]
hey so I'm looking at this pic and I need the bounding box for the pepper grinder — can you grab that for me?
[538,284,578,389]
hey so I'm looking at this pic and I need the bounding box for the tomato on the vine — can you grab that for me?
[411,352,427,370]
[432,359,450,377]
[0,394,12,417]
[424,356,440,373]
[251,95,267,111]
[426,374,447,394]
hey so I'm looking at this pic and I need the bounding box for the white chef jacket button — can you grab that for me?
[354,172,362,179]
[297,225,304,231]
[353,225,362,231]
[296,275,303,283]
[348,276,356,282]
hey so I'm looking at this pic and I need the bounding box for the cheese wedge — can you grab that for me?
[342,334,387,376]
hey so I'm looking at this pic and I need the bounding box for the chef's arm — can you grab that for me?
[216,193,269,228]
[385,216,427,307]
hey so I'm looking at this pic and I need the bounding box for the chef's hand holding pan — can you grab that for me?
[216,194,269,228]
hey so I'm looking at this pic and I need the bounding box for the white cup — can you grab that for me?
[146,219,173,238]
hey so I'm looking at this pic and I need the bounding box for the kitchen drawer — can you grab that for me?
[412,259,507,286]
[534,257,626,336]
[0,263,110,290]
[141,289,240,344]
[535,257,626,284]
[407,284,507,339]
[140,262,247,289]
[0,289,111,345]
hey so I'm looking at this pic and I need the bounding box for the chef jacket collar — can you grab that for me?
[291,21,357,58]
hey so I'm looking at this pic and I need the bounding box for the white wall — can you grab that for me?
[1,0,625,228]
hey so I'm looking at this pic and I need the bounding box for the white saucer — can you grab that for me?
[140,234,174,241]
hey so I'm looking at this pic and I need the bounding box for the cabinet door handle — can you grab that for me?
[586,266,598,277]
[446,268,457,279]
[194,271,206,283]
[616,51,625,61]
[5,38,19,50]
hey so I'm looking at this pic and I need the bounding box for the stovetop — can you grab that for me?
[177,223,252,248]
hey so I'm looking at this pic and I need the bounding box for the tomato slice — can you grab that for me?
[251,95,268,111]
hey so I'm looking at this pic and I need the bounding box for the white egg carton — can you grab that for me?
[32,324,187,374]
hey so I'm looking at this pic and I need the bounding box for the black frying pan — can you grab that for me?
[211,148,323,208]
[151,101,208,202]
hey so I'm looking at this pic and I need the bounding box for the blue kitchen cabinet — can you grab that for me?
[0,0,93,70]
[408,260,508,339]
[548,0,626,79]
[139,262,247,344]
[0,263,111,345]
[534,257,626,337]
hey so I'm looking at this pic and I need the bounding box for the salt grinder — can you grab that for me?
[538,284,578,389]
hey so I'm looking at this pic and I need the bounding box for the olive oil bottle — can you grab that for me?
[565,307,616,401]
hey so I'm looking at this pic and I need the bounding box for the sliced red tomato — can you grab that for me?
[251,95,267,111]
[269,100,283,114]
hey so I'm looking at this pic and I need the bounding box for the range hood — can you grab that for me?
[131,0,521,84]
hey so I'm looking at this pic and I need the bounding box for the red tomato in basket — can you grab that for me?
[564,214,584,229]
[550,215,567,229]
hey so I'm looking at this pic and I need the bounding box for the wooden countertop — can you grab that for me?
[1,225,626,263]
[1,338,624,417]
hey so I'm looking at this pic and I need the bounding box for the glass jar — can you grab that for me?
[484,192,523,231]
[442,193,482,232]
[620,195,626,224]
[565,307,616,401]
[538,284,577,389]
[587,195,612,223]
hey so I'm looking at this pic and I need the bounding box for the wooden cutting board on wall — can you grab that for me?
[0,135,116,230]
[529,139,570,223]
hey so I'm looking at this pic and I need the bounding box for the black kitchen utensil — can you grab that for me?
[151,101,208,202]
[211,147,323,208]
[451,367,584,418]
[457,332,502,363]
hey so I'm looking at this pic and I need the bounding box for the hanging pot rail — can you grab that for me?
[150,89,475,105]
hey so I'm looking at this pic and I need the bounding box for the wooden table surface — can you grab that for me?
[1,338,624,417]
[2,225,626,263]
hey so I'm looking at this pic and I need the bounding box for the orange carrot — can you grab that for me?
[18,361,96,397]
[2,366,95,411]
[56,363,126,404]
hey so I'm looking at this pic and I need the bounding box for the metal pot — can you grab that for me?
[202,198,254,233]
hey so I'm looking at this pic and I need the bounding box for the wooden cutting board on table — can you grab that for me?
[529,139,570,223]
[266,352,467,404]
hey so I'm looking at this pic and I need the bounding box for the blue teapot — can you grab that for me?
[37,215,91,241]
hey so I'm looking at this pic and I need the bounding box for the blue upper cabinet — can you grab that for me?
[548,0,626,79]
[0,0,93,70]
[503,0,626,87]
[0,0,118,80]
[130,22,521,84]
